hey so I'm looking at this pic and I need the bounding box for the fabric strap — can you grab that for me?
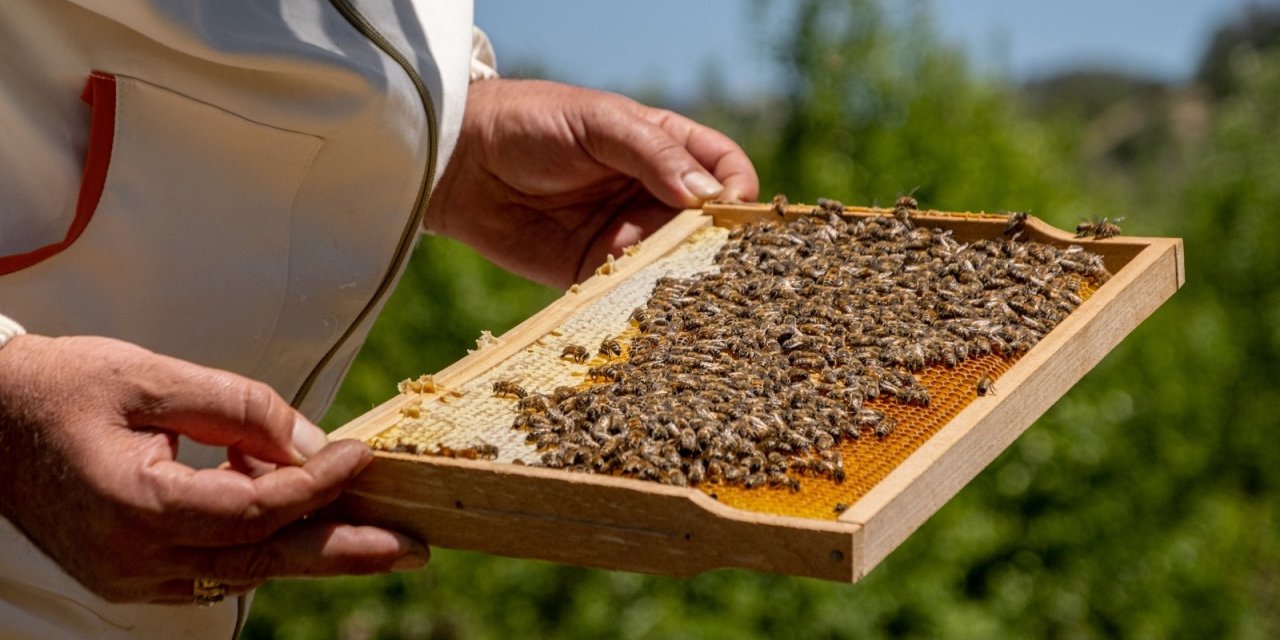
[469,26,499,81]
[0,313,24,350]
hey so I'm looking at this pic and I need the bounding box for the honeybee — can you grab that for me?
[1075,216,1124,239]
[784,429,813,451]
[588,451,613,472]
[788,351,827,370]
[492,380,527,399]
[833,502,849,514]
[902,343,927,371]
[517,393,552,413]
[598,337,624,358]
[598,435,623,458]
[721,462,745,482]
[771,193,789,217]
[861,379,881,400]
[586,363,625,382]
[1093,217,1124,239]
[1003,211,1029,237]
[551,386,578,403]
[894,190,919,211]
[976,375,997,396]
[704,459,726,481]
[561,344,590,363]
[623,425,647,447]
[893,192,919,228]
[541,449,565,467]
[855,408,885,427]
[512,413,537,431]
[814,432,835,451]
[677,427,699,453]
[621,455,654,479]
[664,468,689,487]
[875,416,898,438]
[686,459,706,485]
[765,470,792,488]
[816,197,845,215]
[904,386,931,407]
[531,431,560,448]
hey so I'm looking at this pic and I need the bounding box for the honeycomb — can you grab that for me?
[372,209,1100,521]
[706,353,1015,519]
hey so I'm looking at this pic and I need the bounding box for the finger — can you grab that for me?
[646,109,760,204]
[182,520,428,583]
[226,446,279,478]
[577,98,732,209]
[143,439,373,545]
[124,353,327,466]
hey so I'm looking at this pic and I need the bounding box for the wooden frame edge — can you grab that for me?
[338,451,864,581]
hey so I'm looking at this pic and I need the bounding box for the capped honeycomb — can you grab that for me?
[372,205,1102,521]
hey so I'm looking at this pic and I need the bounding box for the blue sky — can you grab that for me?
[476,0,1248,100]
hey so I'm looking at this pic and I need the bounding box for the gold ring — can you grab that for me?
[193,577,227,606]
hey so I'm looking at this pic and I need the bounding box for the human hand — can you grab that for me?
[426,78,759,287]
[0,334,427,604]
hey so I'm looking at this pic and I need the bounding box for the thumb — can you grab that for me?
[191,521,429,582]
[124,352,325,466]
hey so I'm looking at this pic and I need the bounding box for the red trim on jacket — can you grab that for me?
[0,72,115,275]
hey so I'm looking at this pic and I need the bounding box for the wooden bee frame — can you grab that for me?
[330,203,1184,582]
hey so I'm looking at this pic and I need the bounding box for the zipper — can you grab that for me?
[289,0,441,408]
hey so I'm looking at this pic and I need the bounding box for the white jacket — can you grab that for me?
[0,1,493,637]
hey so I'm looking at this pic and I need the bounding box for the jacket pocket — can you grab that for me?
[0,73,117,276]
[0,72,324,374]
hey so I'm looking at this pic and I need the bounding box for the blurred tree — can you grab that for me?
[753,0,1082,219]
[1023,69,1167,123]
[1196,3,1280,98]
[1021,68,1178,170]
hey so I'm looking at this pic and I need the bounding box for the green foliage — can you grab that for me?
[757,0,1084,222]
[248,2,1280,638]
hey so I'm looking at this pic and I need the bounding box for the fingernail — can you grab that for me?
[682,171,724,200]
[291,416,329,461]
[392,551,429,572]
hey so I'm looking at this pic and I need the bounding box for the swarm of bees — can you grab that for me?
[488,202,1111,490]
